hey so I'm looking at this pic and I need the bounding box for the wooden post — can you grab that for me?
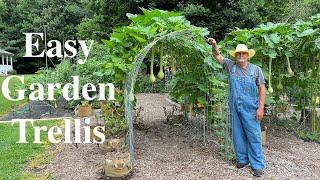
[10,56,13,70]
[6,55,9,74]
[261,126,267,146]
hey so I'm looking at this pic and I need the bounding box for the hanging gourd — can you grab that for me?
[171,59,176,75]
[276,72,283,90]
[149,46,156,83]
[157,43,164,79]
[286,56,294,76]
[268,57,274,93]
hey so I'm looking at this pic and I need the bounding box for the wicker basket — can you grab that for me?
[104,153,132,178]
[101,137,126,152]
[76,104,93,117]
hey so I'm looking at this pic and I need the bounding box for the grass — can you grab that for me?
[0,119,63,179]
[0,75,35,117]
[21,171,53,180]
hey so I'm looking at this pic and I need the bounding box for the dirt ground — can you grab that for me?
[34,93,320,179]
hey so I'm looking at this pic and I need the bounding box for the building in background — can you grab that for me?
[0,49,14,76]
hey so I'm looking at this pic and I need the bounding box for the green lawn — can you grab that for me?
[0,75,34,117]
[0,119,63,179]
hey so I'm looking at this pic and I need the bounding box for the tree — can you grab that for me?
[77,0,130,41]
[0,0,84,73]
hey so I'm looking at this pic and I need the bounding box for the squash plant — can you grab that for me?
[293,15,320,133]
[98,8,234,158]
[221,14,320,135]
[101,8,218,108]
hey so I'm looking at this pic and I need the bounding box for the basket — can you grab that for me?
[104,153,132,178]
[101,137,126,152]
[76,104,93,117]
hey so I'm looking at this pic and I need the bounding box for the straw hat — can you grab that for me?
[228,44,255,59]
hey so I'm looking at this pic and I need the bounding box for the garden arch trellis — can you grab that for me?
[122,29,232,165]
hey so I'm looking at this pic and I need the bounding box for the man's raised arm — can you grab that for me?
[207,38,224,63]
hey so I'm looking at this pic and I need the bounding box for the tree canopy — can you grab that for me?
[0,0,319,73]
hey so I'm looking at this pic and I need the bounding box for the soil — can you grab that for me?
[27,93,320,179]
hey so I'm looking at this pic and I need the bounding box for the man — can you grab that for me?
[207,38,266,177]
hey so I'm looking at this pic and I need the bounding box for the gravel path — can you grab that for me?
[36,93,320,179]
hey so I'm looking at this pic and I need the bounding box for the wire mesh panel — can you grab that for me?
[123,29,234,171]
[164,67,172,93]
[123,30,195,165]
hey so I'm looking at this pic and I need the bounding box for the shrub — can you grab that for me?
[7,70,17,75]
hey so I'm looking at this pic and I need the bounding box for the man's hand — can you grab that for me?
[257,84,266,121]
[207,38,217,46]
[256,107,264,121]
[207,38,224,63]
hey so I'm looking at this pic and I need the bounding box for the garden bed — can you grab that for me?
[27,93,320,179]
[0,100,73,121]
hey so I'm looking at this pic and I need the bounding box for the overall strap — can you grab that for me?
[249,64,255,77]
[231,63,237,74]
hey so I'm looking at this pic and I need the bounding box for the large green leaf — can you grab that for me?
[284,50,293,58]
[123,27,147,43]
[204,56,222,70]
[315,37,320,50]
[270,33,280,44]
[262,49,277,58]
[235,30,254,42]
[262,34,274,48]
[168,16,187,24]
[298,28,315,37]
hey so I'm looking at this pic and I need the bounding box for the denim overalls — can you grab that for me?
[229,63,265,170]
